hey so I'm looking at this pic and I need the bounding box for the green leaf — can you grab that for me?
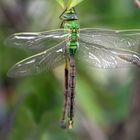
[67,0,84,9]
[56,0,84,9]
[56,0,65,8]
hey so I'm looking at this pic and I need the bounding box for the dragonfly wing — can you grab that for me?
[78,41,140,68]
[6,29,68,52]
[8,41,66,78]
[80,28,140,51]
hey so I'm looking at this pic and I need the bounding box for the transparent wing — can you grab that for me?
[78,41,140,68]
[8,41,66,78]
[80,28,140,51]
[6,29,68,52]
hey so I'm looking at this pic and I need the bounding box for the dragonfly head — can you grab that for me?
[61,8,78,21]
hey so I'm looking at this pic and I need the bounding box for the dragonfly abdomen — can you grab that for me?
[67,41,79,56]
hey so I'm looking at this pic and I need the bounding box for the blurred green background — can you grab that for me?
[0,0,140,140]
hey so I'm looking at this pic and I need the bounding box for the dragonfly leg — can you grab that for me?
[67,56,76,129]
[59,8,67,20]
[59,8,67,28]
[60,21,65,28]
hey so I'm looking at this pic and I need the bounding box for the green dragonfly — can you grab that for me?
[7,3,140,129]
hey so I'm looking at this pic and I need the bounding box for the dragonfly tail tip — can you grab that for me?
[60,120,67,129]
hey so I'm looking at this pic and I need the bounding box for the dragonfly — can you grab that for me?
[6,6,140,129]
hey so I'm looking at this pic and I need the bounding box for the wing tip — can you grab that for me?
[7,69,17,78]
[4,34,17,47]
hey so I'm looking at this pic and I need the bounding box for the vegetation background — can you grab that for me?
[0,0,140,140]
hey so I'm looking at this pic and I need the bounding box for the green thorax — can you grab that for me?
[60,8,80,56]
[64,21,79,29]
[64,21,79,56]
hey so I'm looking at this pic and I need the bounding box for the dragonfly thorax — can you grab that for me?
[63,21,79,56]
[64,21,79,29]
